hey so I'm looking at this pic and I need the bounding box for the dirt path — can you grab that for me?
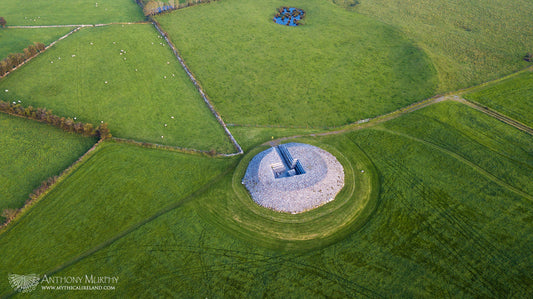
[450,96,533,135]
[267,90,532,147]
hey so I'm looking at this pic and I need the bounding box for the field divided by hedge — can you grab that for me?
[0,113,96,218]
[1,102,531,297]
[0,28,71,61]
[0,24,235,152]
[0,141,238,296]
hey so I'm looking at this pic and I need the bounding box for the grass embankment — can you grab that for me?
[0,141,237,296]
[0,28,72,60]
[353,0,533,92]
[1,102,531,297]
[0,24,235,152]
[464,70,533,127]
[0,113,96,219]
[157,0,436,127]
[0,0,142,26]
[197,136,379,250]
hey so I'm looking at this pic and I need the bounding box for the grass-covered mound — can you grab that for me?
[1,102,531,297]
[157,0,437,127]
[0,24,235,152]
[0,113,96,216]
[353,0,533,92]
[0,0,142,26]
[0,28,72,60]
[465,70,533,127]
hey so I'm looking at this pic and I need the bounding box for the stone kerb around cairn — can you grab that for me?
[242,143,345,214]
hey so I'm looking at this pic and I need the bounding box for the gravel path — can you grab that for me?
[243,143,344,214]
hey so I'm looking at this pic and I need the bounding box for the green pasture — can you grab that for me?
[229,126,324,151]
[465,70,533,127]
[0,113,96,219]
[353,0,533,92]
[0,28,71,60]
[0,0,142,26]
[157,0,437,127]
[0,24,234,152]
[1,101,531,297]
[200,136,379,251]
[0,141,237,296]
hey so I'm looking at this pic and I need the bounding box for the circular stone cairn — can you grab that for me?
[243,143,344,214]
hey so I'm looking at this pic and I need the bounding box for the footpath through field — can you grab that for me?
[268,66,533,146]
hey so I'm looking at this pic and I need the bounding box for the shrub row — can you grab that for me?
[113,137,218,157]
[1,175,57,226]
[1,138,104,229]
[0,42,46,77]
[143,0,221,16]
[0,100,112,139]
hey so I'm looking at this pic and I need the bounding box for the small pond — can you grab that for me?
[273,7,305,26]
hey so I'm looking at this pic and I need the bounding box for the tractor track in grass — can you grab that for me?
[374,127,533,201]
[380,157,531,296]
[451,96,533,135]
[0,160,238,299]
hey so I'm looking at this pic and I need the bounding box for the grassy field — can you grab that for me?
[353,0,533,92]
[0,141,237,296]
[198,136,379,251]
[465,70,533,127]
[1,102,531,297]
[0,24,234,152]
[0,113,96,219]
[157,0,437,127]
[0,0,142,26]
[0,0,531,296]
[0,28,72,60]
[228,126,324,151]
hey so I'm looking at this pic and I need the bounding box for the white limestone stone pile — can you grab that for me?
[243,143,344,214]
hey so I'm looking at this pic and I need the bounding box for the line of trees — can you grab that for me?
[143,0,219,16]
[0,100,112,139]
[0,42,46,77]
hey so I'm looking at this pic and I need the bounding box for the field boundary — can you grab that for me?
[150,19,243,156]
[374,127,533,201]
[112,137,223,157]
[0,138,103,234]
[0,160,238,298]
[451,96,533,135]
[0,26,82,79]
[5,22,150,29]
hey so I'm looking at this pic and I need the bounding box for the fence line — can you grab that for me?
[0,26,82,79]
[150,19,243,156]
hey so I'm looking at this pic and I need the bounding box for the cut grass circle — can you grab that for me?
[197,136,380,251]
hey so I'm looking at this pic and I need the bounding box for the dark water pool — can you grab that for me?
[273,7,305,26]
